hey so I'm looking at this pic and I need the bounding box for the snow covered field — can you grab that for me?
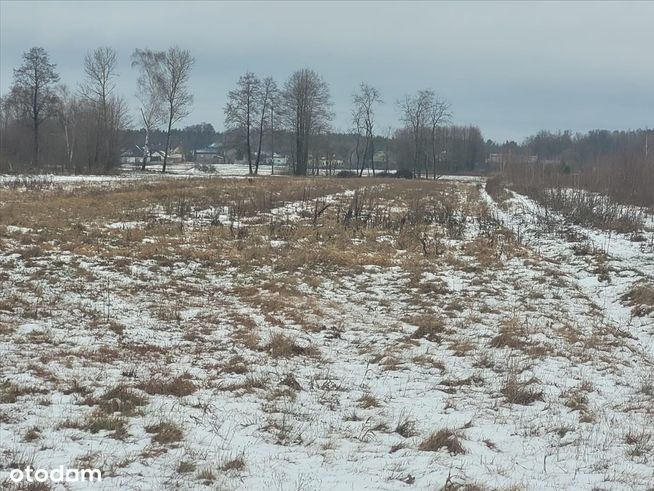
[0,176,652,490]
[0,163,273,187]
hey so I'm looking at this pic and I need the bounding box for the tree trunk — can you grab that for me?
[142,129,149,171]
[246,129,252,175]
[358,138,367,177]
[33,117,39,168]
[295,131,302,175]
[63,124,70,173]
[163,115,172,173]
[370,134,375,177]
[254,123,263,175]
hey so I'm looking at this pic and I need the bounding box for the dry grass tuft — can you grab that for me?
[95,385,148,416]
[501,375,544,405]
[624,429,652,460]
[358,393,381,409]
[0,381,48,403]
[140,374,197,397]
[77,410,129,439]
[621,282,654,316]
[409,315,447,343]
[418,428,466,454]
[145,420,184,445]
[265,332,319,358]
[220,454,246,472]
[489,317,529,350]
[395,414,417,438]
[23,426,41,442]
[177,460,196,474]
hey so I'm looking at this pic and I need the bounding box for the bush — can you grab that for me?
[336,170,357,178]
[395,169,414,179]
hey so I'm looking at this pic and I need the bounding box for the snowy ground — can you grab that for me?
[0,176,652,490]
[0,164,482,186]
[0,163,270,187]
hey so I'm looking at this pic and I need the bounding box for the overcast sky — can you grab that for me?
[1,0,652,142]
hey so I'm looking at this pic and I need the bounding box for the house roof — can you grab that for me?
[195,147,221,154]
[121,145,144,157]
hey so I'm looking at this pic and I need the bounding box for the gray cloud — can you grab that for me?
[1,0,652,141]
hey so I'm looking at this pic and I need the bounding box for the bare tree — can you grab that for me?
[55,85,80,172]
[225,72,260,175]
[427,96,452,178]
[131,50,164,170]
[81,47,116,117]
[384,125,393,172]
[398,90,433,177]
[254,77,277,175]
[352,83,382,176]
[267,83,282,175]
[81,47,119,169]
[281,69,332,175]
[159,47,194,172]
[10,47,60,168]
[351,104,364,174]
[132,47,194,172]
[106,94,131,167]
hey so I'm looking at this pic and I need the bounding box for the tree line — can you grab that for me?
[1,46,194,173]
[2,46,649,184]
[492,129,654,207]
[1,46,477,175]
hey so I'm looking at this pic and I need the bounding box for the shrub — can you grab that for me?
[395,169,414,179]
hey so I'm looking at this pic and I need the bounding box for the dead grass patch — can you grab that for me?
[145,420,184,445]
[0,381,48,403]
[220,454,246,473]
[358,393,381,409]
[265,332,319,358]
[418,428,466,455]
[94,385,148,416]
[395,414,417,438]
[621,282,654,316]
[449,340,476,357]
[501,374,544,405]
[68,410,129,440]
[624,429,652,460]
[140,374,197,397]
[409,315,447,343]
[489,317,530,350]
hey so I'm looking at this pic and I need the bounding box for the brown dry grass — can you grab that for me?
[145,421,184,445]
[489,317,530,350]
[140,374,197,397]
[265,332,319,359]
[418,428,466,454]
[501,374,544,405]
[621,282,654,316]
[408,315,447,343]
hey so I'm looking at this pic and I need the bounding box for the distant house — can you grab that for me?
[319,156,344,168]
[271,153,288,166]
[167,146,185,164]
[120,145,145,164]
[194,143,225,163]
[120,146,167,165]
